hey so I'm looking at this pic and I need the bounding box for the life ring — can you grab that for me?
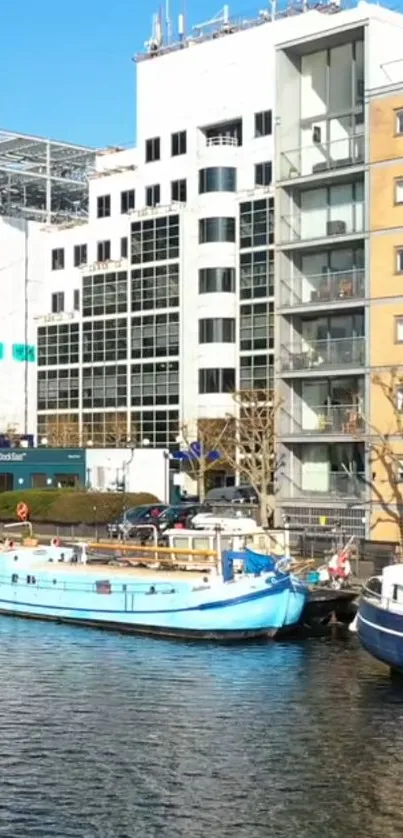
[16,502,29,522]
[51,537,60,548]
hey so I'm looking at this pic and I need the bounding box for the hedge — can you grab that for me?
[0,490,160,525]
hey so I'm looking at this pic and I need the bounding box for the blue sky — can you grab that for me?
[1,0,247,148]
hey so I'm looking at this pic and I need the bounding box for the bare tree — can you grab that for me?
[217,388,282,528]
[360,368,403,543]
[41,416,80,447]
[179,418,232,502]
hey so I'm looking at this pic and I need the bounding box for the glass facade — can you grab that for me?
[131,215,179,263]
[199,217,236,244]
[82,271,127,317]
[199,167,236,193]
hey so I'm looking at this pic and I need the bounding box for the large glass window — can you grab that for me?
[82,319,127,363]
[131,215,179,263]
[37,369,79,410]
[199,267,235,294]
[130,410,179,449]
[83,366,127,408]
[82,271,127,317]
[131,361,179,406]
[240,302,274,351]
[199,217,235,244]
[82,413,129,447]
[131,313,179,358]
[37,324,79,366]
[131,264,179,310]
[97,195,111,219]
[240,198,274,248]
[199,318,235,343]
[240,251,274,300]
[199,167,236,193]
[240,355,274,390]
[198,368,235,394]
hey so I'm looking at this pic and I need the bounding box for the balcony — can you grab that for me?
[206,135,238,147]
[279,135,365,182]
[280,268,365,310]
[280,336,365,373]
[280,403,364,437]
[286,471,366,500]
[279,210,364,246]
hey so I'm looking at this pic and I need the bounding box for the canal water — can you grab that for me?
[0,620,402,838]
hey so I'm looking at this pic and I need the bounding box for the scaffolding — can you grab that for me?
[0,129,96,224]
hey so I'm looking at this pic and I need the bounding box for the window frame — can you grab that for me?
[395,178,403,205]
[121,237,128,259]
[254,110,272,138]
[51,292,64,314]
[145,137,161,163]
[171,131,187,157]
[145,184,161,208]
[396,109,403,136]
[171,178,187,202]
[395,315,403,343]
[255,161,272,187]
[51,248,64,271]
[73,243,87,268]
[396,248,403,274]
[121,189,135,214]
[97,194,111,219]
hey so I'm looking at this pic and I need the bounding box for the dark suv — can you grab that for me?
[106,504,168,539]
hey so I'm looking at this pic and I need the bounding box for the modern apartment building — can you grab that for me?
[275,2,403,538]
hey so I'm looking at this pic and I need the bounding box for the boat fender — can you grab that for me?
[51,537,61,548]
[16,501,29,522]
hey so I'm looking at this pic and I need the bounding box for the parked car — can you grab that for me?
[106,504,168,538]
[205,486,258,505]
[155,503,209,532]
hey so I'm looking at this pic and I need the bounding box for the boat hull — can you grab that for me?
[0,573,307,641]
[357,596,403,672]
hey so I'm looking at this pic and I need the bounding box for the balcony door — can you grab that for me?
[302,381,327,430]
[301,444,329,492]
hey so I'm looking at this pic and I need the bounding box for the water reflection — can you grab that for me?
[0,620,401,837]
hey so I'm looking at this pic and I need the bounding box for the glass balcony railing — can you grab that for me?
[280,403,365,436]
[280,268,365,308]
[279,211,364,244]
[288,471,366,499]
[280,135,365,181]
[280,336,365,372]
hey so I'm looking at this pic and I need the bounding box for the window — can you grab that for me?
[199,217,235,244]
[82,271,127,317]
[171,131,187,156]
[97,240,111,262]
[37,324,79,367]
[240,251,274,299]
[131,361,179,406]
[73,289,80,311]
[171,179,187,202]
[396,387,403,413]
[396,110,403,135]
[145,137,160,163]
[240,198,274,248]
[82,319,127,363]
[131,215,179,263]
[81,412,129,447]
[199,167,236,193]
[396,316,403,343]
[199,368,235,394]
[51,292,64,314]
[240,302,274,351]
[240,355,273,391]
[395,179,403,204]
[121,189,135,213]
[121,237,128,259]
[83,365,127,408]
[51,248,64,271]
[146,184,160,207]
[199,267,235,294]
[132,264,179,310]
[397,249,403,274]
[37,369,79,410]
[255,161,272,187]
[74,244,87,267]
[131,312,179,358]
[255,110,272,137]
[97,194,111,218]
[199,318,235,343]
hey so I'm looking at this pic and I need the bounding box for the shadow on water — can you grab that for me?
[0,619,402,837]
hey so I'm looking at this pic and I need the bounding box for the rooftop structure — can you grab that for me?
[0,130,96,223]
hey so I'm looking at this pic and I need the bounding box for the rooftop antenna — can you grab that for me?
[178,12,185,41]
[165,0,172,44]
[145,10,163,53]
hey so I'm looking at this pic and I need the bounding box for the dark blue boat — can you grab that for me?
[357,565,403,673]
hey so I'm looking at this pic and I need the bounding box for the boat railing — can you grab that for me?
[0,573,178,596]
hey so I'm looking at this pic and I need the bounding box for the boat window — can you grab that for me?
[11,574,18,584]
[96,580,111,594]
[26,575,31,584]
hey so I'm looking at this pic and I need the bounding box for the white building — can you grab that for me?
[3,0,403,531]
